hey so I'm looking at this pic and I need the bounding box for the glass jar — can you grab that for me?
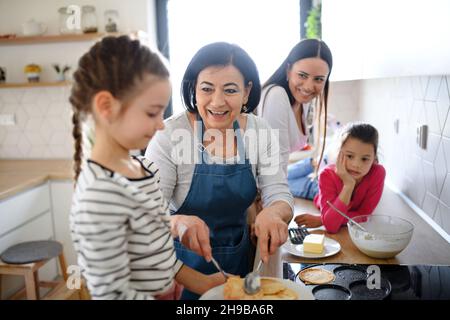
[81,5,98,33]
[58,6,80,34]
[104,10,119,33]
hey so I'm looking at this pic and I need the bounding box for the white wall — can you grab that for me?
[328,81,360,126]
[322,0,450,81]
[0,0,157,159]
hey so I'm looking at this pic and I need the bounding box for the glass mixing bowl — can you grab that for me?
[348,215,414,259]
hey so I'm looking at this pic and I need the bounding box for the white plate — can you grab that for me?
[199,277,314,300]
[282,237,341,258]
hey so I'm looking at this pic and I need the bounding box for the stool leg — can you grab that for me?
[58,253,68,282]
[24,270,39,300]
[34,271,40,299]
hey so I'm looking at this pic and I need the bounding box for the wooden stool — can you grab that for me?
[0,240,68,300]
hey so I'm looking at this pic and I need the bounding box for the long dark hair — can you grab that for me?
[181,42,261,113]
[69,35,169,181]
[264,39,333,172]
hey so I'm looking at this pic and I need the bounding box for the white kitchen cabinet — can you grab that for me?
[322,0,450,81]
[0,183,50,238]
[321,0,365,81]
[50,180,76,267]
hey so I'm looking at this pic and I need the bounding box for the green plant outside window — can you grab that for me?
[306,4,321,39]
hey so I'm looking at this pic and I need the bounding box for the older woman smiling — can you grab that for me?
[145,42,293,299]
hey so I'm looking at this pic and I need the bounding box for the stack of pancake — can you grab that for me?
[223,276,298,300]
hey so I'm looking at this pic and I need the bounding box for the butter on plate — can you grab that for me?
[303,234,325,254]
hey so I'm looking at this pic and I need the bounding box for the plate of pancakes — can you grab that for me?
[200,276,314,300]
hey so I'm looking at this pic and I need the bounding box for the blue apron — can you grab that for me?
[173,116,257,300]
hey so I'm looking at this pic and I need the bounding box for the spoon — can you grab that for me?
[244,259,263,295]
[326,200,369,233]
[211,257,229,280]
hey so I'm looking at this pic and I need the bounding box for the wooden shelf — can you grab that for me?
[0,33,120,45]
[0,81,71,89]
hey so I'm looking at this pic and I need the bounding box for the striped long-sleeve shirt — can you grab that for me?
[70,156,183,300]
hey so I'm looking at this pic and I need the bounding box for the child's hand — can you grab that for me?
[177,266,229,296]
[294,213,322,228]
[335,151,356,187]
[203,272,228,293]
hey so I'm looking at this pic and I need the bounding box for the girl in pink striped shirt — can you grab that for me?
[295,123,385,233]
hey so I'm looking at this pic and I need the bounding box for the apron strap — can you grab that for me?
[195,113,247,163]
[195,113,206,164]
[233,120,246,164]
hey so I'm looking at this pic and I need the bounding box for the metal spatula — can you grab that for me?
[326,200,369,232]
[243,259,263,295]
[211,257,229,280]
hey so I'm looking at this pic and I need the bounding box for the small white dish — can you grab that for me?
[282,237,341,259]
[22,19,47,36]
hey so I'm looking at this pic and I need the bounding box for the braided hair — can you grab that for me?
[69,35,169,181]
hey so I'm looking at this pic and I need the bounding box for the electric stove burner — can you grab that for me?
[283,262,450,300]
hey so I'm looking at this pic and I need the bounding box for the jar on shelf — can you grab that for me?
[81,5,98,33]
[24,64,42,83]
[58,6,80,34]
[104,10,119,33]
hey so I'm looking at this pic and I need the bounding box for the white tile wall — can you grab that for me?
[436,201,450,234]
[0,86,73,159]
[435,140,447,195]
[424,160,438,197]
[355,75,450,236]
[423,192,439,219]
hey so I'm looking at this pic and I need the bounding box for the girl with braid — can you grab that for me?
[69,36,225,300]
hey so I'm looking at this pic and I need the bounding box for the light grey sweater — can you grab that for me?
[256,85,310,176]
[145,111,294,215]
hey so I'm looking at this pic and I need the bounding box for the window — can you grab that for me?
[167,0,300,115]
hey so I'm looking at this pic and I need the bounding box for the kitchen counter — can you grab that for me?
[0,160,73,200]
[258,187,450,278]
[3,160,449,271]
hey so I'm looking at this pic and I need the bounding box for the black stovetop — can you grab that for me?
[283,262,450,300]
